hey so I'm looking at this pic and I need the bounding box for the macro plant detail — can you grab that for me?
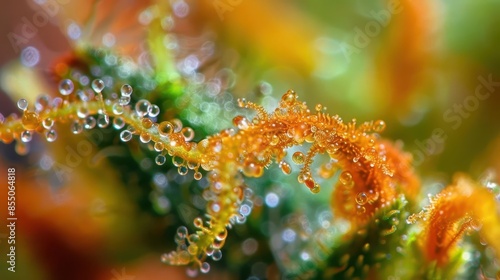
[1,1,500,279]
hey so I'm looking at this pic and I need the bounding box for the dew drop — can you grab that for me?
[84,116,96,129]
[356,192,368,205]
[17,99,28,111]
[237,98,246,108]
[171,119,183,133]
[339,171,353,186]
[373,120,386,132]
[71,121,83,134]
[155,154,166,165]
[154,142,164,152]
[212,249,222,261]
[304,178,316,189]
[21,130,32,142]
[140,132,151,143]
[193,217,203,228]
[181,127,194,141]
[311,184,321,194]
[112,117,125,129]
[177,226,188,239]
[194,172,202,180]
[59,79,74,95]
[142,118,153,129]
[172,156,184,167]
[135,99,151,117]
[77,107,89,118]
[119,96,130,105]
[22,112,40,130]
[242,162,263,178]
[148,104,160,117]
[45,129,57,142]
[315,104,322,111]
[120,130,133,142]
[200,262,210,273]
[158,121,173,136]
[91,79,105,93]
[121,84,133,96]
[292,151,305,165]
[279,161,292,175]
[42,117,54,129]
[178,166,189,175]
[281,90,296,104]
[233,115,250,130]
[112,103,124,115]
[97,114,109,128]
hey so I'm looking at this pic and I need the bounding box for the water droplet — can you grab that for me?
[121,84,133,96]
[339,171,353,186]
[120,130,133,142]
[119,96,130,105]
[71,121,83,134]
[242,162,263,177]
[45,129,57,142]
[311,184,321,193]
[59,79,74,95]
[135,99,151,117]
[21,130,32,142]
[292,151,305,164]
[91,79,105,93]
[281,90,296,104]
[154,142,164,152]
[193,172,202,180]
[142,118,153,129]
[178,166,188,175]
[171,119,183,133]
[212,249,222,261]
[233,115,250,130]
[155,154,166,165]
[240,204,252,217]
[158,121,173,136]
[177,226,188,239]
[315,104,323,111]
[140,132,151,143]
[112,117,125,129]
[355,192,368,205]
[112,103,123,115]
[148,104,160,117]
[97,114,109,128]
[193,217,203,228]
[17,99,28,111]
[84,116,96,129]
[279,161,292,174]
[237,98,246,108]
[42,117,54,129]
[373,120,386,132]
[200,262,210,273]
[181,127,194,141]
[22,112,40,130]
[77,107,89,118]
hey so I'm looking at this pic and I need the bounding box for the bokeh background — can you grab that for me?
[0,0,500,279]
